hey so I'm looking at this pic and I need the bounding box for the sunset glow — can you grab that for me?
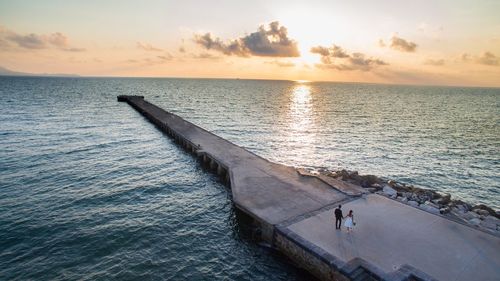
[1,0,499,87]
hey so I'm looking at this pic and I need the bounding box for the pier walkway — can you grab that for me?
[118,95,500,281]
[281,194,500,281]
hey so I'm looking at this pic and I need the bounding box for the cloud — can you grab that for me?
[63,47,86,52]
[136,42,163,52]
[5,32,46,49]
[311,45,349,61]
[125,53,175,66]
[310,46,329,56]
[265,60,295,67]
[47,32,68,48]
[424,59,445,66]
[460,51,499,66]
[476,52,499,66]
[194,33,247,56]
[388,36,417,52]
[311,44,388,71]
[191,52,222,60]
[49,33,86,51]
[193,21,300,57]
[157,52,174,61]
[0,27,85,51]
[378,39,386,47]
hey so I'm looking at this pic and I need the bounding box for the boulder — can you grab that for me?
[468,218,481,226]
[451,206,465,215]
[394,183,411,192]
[475,209,490,217]
[456,204,468,213]
[336,169,350,179]
[439,194,451,205]
[462,211,479,220]
[452,200,472,211]
[365,188,377,193]
[420,204,440,215]
[472,204,499,219]
[480,216,499,231]
[408,201,419,207]
[439,207,450,214]
[397,184,412,192]
[359,174,380,187]
[383,185,397,197]
[424,201,439,209]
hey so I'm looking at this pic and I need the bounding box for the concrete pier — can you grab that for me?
[118,95,500,281]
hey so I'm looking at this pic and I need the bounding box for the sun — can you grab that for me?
[298,43,320,65]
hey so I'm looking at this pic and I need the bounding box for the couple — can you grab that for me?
[334,205,355,233]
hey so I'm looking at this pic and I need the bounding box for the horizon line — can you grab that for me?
[2,74,500,90]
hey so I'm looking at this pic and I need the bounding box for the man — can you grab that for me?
[334,205,343,230]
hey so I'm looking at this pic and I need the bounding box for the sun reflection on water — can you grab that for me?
[286,83,316,158]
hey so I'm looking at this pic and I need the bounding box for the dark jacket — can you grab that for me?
[334,208,343,219]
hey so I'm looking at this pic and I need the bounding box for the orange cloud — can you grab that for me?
[193,21,300,57]
[136,42,163,52]
[460,51,499,66]
[0,26,85,52]
[379,36,417,52]
[190,52,222,60]
[311,44,387,71]
[476,52,499,66]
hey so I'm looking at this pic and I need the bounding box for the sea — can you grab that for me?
[0,76,498,280]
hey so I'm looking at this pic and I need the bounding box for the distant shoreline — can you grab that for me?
[1,74,500,89]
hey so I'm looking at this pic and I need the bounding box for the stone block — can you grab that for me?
[408,200,419,207]
[420,204,440,215]
[383,185,397,197]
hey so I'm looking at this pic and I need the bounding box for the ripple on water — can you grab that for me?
[0,77,498,280]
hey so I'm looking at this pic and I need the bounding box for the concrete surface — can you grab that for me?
[119,96,346,226]
[285,194,500,281]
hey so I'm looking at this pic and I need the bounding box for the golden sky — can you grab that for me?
[1,0,499,87]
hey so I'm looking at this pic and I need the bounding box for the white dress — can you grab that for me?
[344,216,353,228]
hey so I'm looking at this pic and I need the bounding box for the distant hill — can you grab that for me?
[0,66,79,77]
[0,66,29,76]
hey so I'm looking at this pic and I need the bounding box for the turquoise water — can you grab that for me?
[0,77,499,280]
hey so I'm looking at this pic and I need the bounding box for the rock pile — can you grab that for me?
[320,169,500,235]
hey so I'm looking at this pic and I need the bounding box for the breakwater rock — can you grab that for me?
[317,169,500,235]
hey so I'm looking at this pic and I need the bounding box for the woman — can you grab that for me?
[344,210,355,233]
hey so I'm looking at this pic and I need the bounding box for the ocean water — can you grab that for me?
[0,77,498,280]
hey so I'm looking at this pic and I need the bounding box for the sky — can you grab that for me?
[1,0,499,86]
